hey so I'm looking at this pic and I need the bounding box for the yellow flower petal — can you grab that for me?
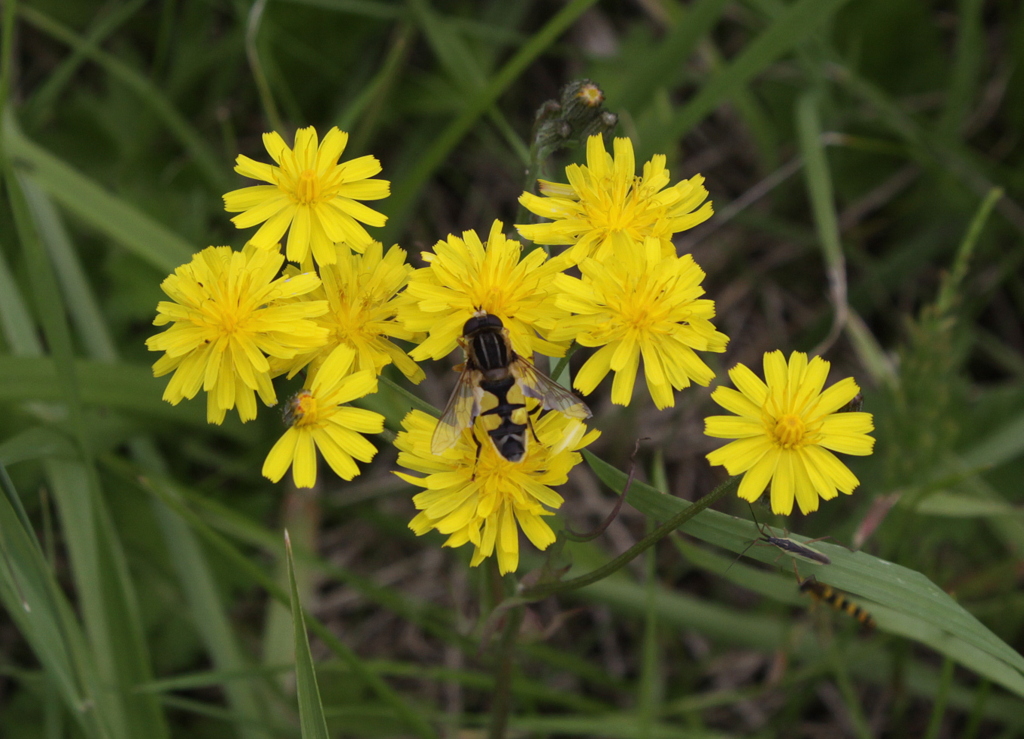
[148,247,329,424]
[704,350,874,513]
[397,409,597,574]
[225,125,389,267]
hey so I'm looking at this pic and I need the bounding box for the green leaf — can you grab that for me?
[17,5,230,193]
[3,114,194,273]
[585,452,1024,698]
[649,0,852,156]
[915,492,1022,518]
[609,0,730,113]
[0,426,75,465]
[796,90,847,351]
[0,355,253,438]
[0,463,111,739]
[382,0,600,241]
[285,531,331,739]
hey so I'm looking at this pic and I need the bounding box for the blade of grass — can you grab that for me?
[383,0,600,241]
[246,0,286,134]
[104,453,622,694]
[406,0,528,164]
[5,165,131,738]
[937,0,985,139]
[610,0,730,113]
[639,452,668,739]
[342,20,414,152]
[285,531,331,739]
[0,355,254,435]
[3,114,193,271]
[924,657,955,739]
[275,0,402,21]
[796,91,848,356]
[0,462,112,739]
[648,0,852,158]
[17,5,229,192]
[0,236,42,355]
[825,637,872,739]
[935,186,1001,317]
[20,176,118,358]
[575,542,1024,725]
[23,178,272,739]
[22,0,148,123]
[504,713,731,738]
[0,426,76,466]
[584,452,1024,696]
[827,62,1024,237]
[122,465,439,739]
[8,162,170,738]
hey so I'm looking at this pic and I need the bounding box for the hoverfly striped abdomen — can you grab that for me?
[431,310,591,463]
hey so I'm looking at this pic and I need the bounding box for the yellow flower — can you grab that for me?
[396,409,599,575]
[146,246,328,424]
[271,241,425,384]
[704,351,875,516]
[398,220,569,361]
[516,134,713,264]
[263,346,384,488]
[223,126,390,266]
[548,236,728,409]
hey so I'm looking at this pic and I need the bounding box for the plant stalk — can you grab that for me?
[520,476,739,600]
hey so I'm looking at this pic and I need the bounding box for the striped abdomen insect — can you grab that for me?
[431,311,590,462]
[798,575,876,629]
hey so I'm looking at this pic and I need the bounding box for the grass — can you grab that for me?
[2,0,1024,737]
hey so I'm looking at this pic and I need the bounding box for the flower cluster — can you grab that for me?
[148,127,409,487]
[517,135,726,409]
[149,118,876,573]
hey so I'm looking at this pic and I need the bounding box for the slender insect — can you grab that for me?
[728,505,831,571]
[431,310,591,462]
[798,574,876,629]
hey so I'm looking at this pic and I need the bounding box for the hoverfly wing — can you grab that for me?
[430,368,482,455]
[511,359,591,419]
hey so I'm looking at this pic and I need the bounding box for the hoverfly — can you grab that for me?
[431,311,591,462]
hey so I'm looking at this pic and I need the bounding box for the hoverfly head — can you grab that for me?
[463,310,505,336]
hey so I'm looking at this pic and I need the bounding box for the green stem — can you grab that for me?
[935,186,1001,317]
[923,657,954,739]
[378,374,441,418]
[384,0,600,242]
[0,0,18,124]
[549,343,579,386]
[961,679,989,739]
[245,0,285,136]
[514,139,543,228]
[520,476,739,600]
[827,635,871,739]
[486,601,523,739]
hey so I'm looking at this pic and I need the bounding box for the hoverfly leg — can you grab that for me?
[470,431,483,481]
[526,407,542,445]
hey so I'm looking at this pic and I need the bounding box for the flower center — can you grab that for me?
[330,297,377,343]
[295,169,321,204]
[772,413,806,448]
[285,390,319,427]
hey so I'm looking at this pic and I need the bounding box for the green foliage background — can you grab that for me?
[1,0,1024,737]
